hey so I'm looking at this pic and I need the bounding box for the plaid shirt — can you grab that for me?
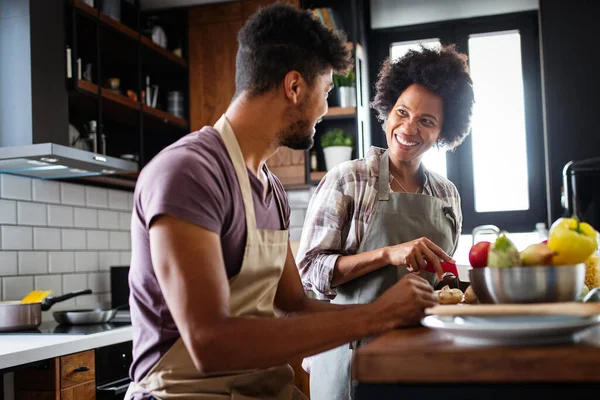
[296,146,463,300]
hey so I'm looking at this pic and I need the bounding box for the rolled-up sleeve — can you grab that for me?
[296,168,351,300]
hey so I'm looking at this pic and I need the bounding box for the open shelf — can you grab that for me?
[101,88,139,110]
[141,36,188,68]
[143,105,188,129]
[70,0,98,17]
[100,13,139,41]
[77,80,99,95]
[324,106,356,119]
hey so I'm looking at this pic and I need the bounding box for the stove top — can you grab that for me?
[3,321,131,335]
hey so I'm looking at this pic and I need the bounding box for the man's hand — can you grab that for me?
[370,274,437,332]
[383,237,454,279]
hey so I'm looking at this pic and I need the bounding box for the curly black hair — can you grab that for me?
[236,2,353,97]
[371,44,475,150]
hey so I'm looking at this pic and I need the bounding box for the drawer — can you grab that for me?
[61,350,95,388]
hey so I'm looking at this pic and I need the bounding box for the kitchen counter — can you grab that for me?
[0,325,132,370]
[352,325,600,398]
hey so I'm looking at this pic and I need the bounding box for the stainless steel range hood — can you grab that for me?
[0,143,138,179]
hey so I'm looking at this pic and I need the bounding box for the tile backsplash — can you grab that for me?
[0,174,132,316]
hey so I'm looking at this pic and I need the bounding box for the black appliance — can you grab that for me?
[563,157,600,229]
[111,266,131,310]
[96,341,133,400]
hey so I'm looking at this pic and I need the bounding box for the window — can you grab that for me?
[369,12,546,232]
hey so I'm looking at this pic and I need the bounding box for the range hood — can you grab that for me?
[0,143,138,179]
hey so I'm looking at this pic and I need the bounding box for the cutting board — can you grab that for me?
[426,302,600,317]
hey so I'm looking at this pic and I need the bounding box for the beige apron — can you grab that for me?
[126,115,307,400]
[310,148,460,400]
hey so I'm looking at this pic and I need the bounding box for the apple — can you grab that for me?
[469,241,491,268]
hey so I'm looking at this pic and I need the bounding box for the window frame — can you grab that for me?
[368,11,546,233]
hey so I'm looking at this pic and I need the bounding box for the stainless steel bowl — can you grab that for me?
[469,264,585,304]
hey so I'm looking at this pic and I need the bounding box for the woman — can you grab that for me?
[297,44,475,400]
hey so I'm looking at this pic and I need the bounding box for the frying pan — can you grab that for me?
[0,289,92,332]
[53,304,129,325]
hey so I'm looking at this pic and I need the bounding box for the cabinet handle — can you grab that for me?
[74,366,90,373]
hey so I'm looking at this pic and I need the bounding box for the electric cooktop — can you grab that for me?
[2,321,131,335]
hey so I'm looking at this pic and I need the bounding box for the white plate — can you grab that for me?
[421,314,600,346]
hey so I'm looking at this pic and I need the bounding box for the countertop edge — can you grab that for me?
[0,326,133,370]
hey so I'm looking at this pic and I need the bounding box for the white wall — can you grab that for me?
[371,0,539,29]
[0,174,132,317]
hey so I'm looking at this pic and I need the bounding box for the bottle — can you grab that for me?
[87,120,98,153]
[310,151,318,171]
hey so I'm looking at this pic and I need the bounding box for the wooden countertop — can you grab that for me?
[352,325,600,384]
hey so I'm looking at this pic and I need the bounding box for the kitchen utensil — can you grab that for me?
[0,289,92,332]
[426,302,600,317]
[469,264,585,304]
[53,304,128,325]
[421,313,600,346]
[468,269,495,304]
[20,290,52,304]
[425,261,458,276]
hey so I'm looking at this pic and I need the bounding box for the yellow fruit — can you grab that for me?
[520,243,556,266]
[548,217,598,265]
[584,254,600,289]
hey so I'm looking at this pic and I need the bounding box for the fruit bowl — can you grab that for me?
[469,264,585,304]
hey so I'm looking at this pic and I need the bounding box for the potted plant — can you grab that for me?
[321,128,354,171]
[330,71,356,107]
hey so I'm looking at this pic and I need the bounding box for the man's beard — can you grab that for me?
[277,100,315,150]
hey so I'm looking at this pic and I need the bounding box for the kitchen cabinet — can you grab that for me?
[14,350,96,400]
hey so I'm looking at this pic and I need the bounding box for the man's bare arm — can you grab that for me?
[150,215,436,374]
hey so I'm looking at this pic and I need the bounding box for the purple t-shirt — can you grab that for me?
[128,126,290,384]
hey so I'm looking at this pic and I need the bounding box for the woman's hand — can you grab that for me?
[383,237,455,279]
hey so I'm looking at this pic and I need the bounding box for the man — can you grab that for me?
[126,3,437,400]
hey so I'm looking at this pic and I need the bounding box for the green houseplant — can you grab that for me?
[320,128,354,171]
[330,71,356,108]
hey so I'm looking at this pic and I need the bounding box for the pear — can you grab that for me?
[520,243,556,266]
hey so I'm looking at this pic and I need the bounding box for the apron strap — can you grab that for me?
[378,149,391,201]
[214,115,257,231]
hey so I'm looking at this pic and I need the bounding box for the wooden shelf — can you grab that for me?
[143,104,188,129]
[324,106,356,119]
[100,13,139,40]
[77,80,99,95]
[141,36,188,68]
[101,88,139,110]
[310,171,327,182]
[70,0,98,17]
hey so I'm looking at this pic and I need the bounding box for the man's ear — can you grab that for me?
[283,70,304,105]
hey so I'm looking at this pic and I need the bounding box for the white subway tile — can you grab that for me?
[0,200,17,224]
[119,251,131,265]
[47,205,74,227]
[99,252,121,271]
[0,252,18,276]
[34,274,62,295]
[17,202,47,226]
[47,298,76,311]
[98,210,120,229]
[60,183,85,206]
[108,190,130,211]
[18,251,48,274]
[75,251,98,272]
[1,175,32,201]
[61,229,86,250]
[88,272,110,293]
[62,273,87,293]
[85,187,108,208]
[33,228,61,250]
[48,251,75,273]
[286,188,312,207]
[2,276,33,300]
[75,293,106,308]
[32,180,60,204]
[109,231,130,250]
[119,212,131,230]
[2,226,33,250]
[74,208,98,228]
[289,209,306,227]
[87,230,109,250]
